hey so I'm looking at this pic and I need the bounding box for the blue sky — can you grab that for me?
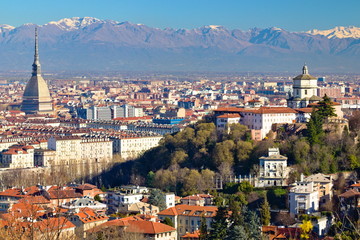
[1,0,359,31]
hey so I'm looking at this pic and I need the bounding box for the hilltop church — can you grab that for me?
[287,64,322,108]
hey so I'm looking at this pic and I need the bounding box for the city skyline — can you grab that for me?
[1,0,359,31]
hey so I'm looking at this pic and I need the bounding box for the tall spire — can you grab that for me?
[302,63,308,75]
[32,27,41,76]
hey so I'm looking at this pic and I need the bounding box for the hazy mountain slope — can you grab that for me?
[0,17,359,72]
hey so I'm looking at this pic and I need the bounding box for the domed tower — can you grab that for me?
[21,28,53,115]
[287,64,320,108]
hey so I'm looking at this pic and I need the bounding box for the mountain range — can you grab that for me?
[1,17,360,73]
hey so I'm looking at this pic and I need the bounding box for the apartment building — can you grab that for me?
[289,176,319,217]
[158,205,217,237]
[257,148,288,187]
[111,134,162,160]
[214,107,297,139]
[48,136,113,165]
[1,145,34,168]
[81,137,113,163]
[216,113,241,132]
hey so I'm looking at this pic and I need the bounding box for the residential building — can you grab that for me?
[257,148,288,187]
[158,205,217,237]
[117,202,159,215]
[165,193,176,209]
[180,195,205,206]
[48,136,113,165]
[88,218,177,240]
[62,196,107,214]
[106,191,144,213]
[81,137,113,163]
[112,134,162,160]
[1,145,34,169]
[214,107,298,139]
[48,136,82,165]
[303,173,333,207]
[69,208,108,239]
[216,113,241,132]
[34,149,56,167]
[289,176,319,217]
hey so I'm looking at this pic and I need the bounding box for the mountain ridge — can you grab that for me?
[0,17,360,72]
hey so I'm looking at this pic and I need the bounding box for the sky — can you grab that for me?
[1,0,359,31]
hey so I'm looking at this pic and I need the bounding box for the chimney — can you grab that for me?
[300,173,304,182]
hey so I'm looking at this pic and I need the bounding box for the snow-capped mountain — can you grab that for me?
[307,26,360,39]
[45,17,105,31]
[0,17,359,72]
[0,24,15,33]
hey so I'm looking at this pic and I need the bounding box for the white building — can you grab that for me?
[158,205,218,237]
[216,113,241,132]
[61,196,107,213]
[112,104,144,118]
[257,148,288,187]
[48,136,113,165]
[1,145,34,169]
[127,123,183,135]
[165,193,175,209]
[111,135,162,160]
[214,107,298,140]
[106,192,144,213]
[48,136,82,165]
[289,175,319,217]
[81,137,113,163]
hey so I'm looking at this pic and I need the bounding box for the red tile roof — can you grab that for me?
[126,220,176,234]
[216,113,240,118]
[158,205,218,218]
[182,230,200,239]
[338,189,360,198]
[214,107,297,114]
[48,189,82,199]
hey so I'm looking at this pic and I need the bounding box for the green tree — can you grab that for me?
[213,140,235,167]
[148,189,167,211]
[238,181,253,194]
[246,210,262,239]
[183,169,202,195]
[316,94,337,119]
[228,199,242,227]
[209,206,228,240]
[307,109,324,145]
[236,141,253,162]
[260,197,271,226]
[227,123,249,142]
[146,171,155,187]
[163,217,174,227]
[170,150,188,166]
[226,225,249,240]
[199,215,208,240]
[199,169,216,192]
[154,169,176,192]
[349,154,360,170]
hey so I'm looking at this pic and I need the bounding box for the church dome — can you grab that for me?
[293,64,317,80]
[21,28,53,114]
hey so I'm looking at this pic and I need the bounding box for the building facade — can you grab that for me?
[257,148,288,187]
[287,65,320,108]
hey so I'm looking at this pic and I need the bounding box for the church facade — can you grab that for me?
[287,65,321,108]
